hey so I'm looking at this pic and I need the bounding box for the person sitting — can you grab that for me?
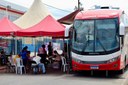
[26,51,34,73]
[0,49,6,65]
[52,50,61,69]
[13,54,21,65]
[32,56,46,74]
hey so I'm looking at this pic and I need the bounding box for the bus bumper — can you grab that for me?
[72,58,122,71]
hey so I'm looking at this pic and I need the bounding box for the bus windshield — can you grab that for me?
[72,18,119,53]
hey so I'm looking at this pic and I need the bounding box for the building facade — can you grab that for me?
[0,0,27,54]
[0,0,26,21]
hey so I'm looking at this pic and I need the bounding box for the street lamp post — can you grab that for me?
[77,0,83,10]
[78,0,80,10]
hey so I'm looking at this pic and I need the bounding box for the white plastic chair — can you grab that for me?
[15,58,26,74]
[61,56,68,72]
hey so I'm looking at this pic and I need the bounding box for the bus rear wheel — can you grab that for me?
[119,68,125,74]
[119,58,126,74]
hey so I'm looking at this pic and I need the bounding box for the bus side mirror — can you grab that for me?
[119,22,125,36]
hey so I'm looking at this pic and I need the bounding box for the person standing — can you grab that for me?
[21,46,28,67]
[63,43,68,61]
[47,42,53,64]
[48,42,53,56]
[38,44,47,65]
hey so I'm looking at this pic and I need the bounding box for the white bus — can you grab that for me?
[70,8,128,74]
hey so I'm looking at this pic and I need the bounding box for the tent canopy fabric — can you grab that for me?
[58,10,80,25]
[16,15,65,37]
[14,0,51,29]
[0,17,21,36]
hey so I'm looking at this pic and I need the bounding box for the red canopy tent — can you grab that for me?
[0,17,21,36]
[16,15,65,37]
[0,17,22,55]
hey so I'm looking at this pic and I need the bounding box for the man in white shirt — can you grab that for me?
[32,56,46,74]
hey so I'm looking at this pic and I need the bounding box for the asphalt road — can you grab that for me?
[0,69,128,85]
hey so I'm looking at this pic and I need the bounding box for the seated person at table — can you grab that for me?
[32,56,46,74]
[52,50,61,69]
[13,54,21,65]
[26,51,34,72]
[0,49,6,65]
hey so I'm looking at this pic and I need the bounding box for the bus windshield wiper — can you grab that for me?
[96,37,107,52]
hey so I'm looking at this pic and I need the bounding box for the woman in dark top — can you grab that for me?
[48,42,53,56]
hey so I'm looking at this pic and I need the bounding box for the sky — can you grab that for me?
[4,0,77,11]
[4,0,128,18]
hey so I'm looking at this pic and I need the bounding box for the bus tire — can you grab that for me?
[119,57,126,74]
[124,56,127,67]
[119,68,124,74]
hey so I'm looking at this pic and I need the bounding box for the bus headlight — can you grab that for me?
[106,56,119,63]
[72,57,83,64]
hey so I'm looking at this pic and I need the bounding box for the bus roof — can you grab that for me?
[75,9,123,20]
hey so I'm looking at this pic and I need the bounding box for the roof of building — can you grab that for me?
[0,0,27,13]
[58,10,80,25]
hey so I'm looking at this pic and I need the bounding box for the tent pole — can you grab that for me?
[63,38,64,53]
[34,38,36,56]
[12,37,14,55]
[14,37,17,55]
[67,39,69,59]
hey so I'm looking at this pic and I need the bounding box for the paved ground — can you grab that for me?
[0,72,127,85]
[0,65,128,85]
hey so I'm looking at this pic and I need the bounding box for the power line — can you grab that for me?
[43,3,72,13]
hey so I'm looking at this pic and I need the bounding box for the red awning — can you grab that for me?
[16,15,65,37]
[0,17,21,36]
[58,10,80,25]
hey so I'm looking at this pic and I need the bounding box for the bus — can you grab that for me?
[70,8,128,74]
